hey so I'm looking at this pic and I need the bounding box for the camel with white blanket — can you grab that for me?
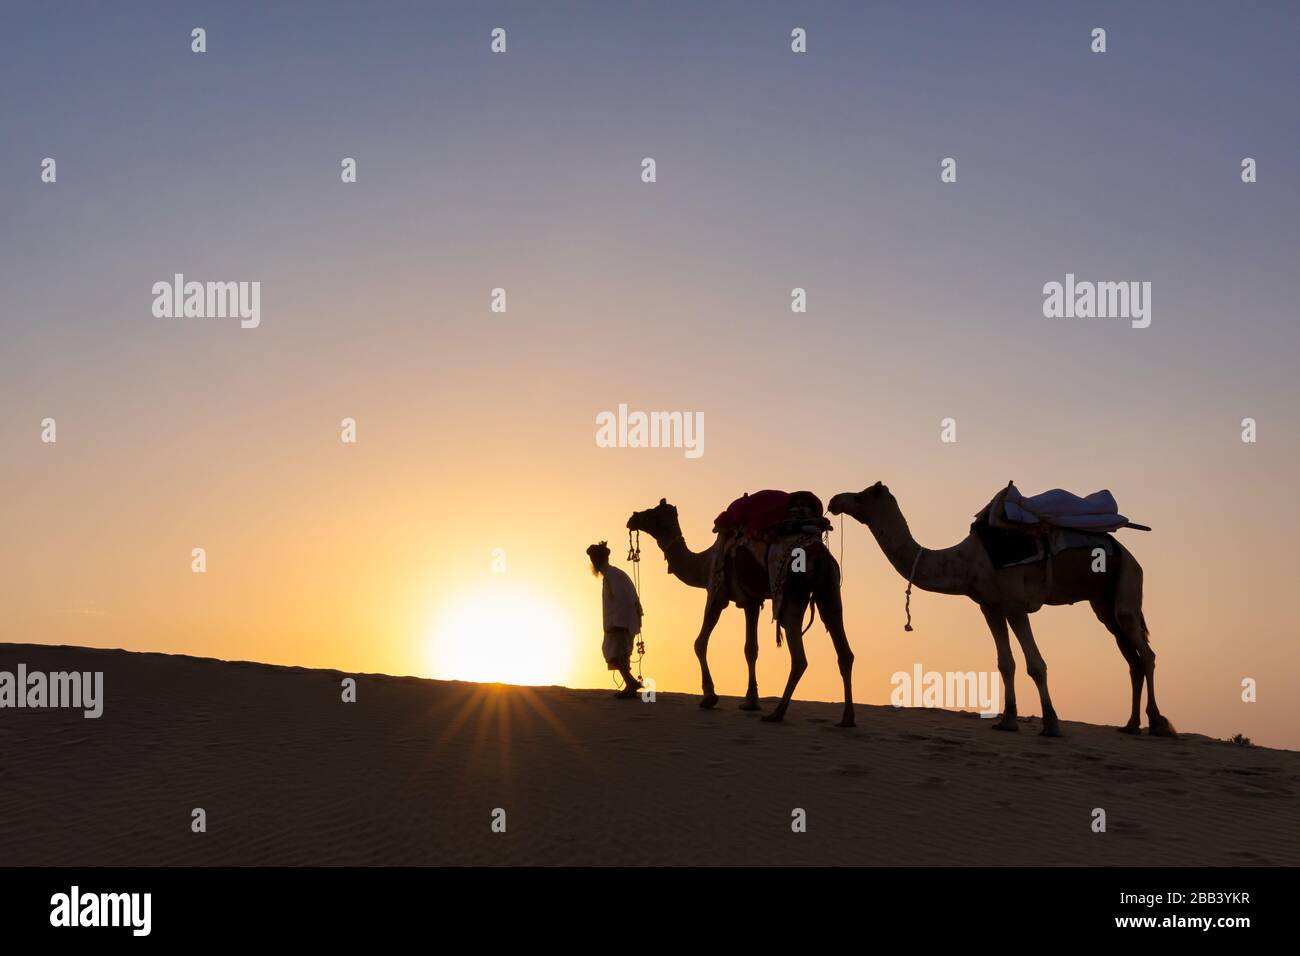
[828,483,1175,738]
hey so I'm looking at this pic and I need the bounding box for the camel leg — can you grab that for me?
[1113,554,1175,737]
[1117,608,1176,737]
[760,601,809,724]
[814,585,855,727]
[694,593,727,709]
[1116,635,1145,734]
[980,605,1018,732]
[1091,599,1142,734]
[1005,611,1061,737]
[739,604,762,711]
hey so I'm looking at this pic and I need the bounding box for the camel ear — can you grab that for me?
[868,481,883,497]
[658,498,667,506]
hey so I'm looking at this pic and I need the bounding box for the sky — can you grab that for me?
[2,2,1298,747]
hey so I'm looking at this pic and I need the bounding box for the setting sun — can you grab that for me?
[427,588,575,687]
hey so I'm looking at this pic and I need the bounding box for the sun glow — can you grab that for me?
[428,587,575,686]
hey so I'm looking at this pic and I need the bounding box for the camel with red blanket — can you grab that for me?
[627,492,855,726]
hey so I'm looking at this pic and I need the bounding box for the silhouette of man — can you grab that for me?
[587,541,643,698]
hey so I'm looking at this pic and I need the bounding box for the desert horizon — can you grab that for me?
[3,641,1296,868]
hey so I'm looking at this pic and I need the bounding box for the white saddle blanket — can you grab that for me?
[1003,486,1127,532]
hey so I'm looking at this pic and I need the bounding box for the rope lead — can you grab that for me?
[904,548,923,632]
[626,529,646,682]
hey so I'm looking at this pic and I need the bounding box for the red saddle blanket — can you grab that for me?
[713,490,792,537]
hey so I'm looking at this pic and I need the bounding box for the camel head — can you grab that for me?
[828,482,896,527]
[627,498,681,541]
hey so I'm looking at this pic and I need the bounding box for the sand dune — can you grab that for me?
[1,643,1296,866]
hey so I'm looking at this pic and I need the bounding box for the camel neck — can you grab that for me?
[652,524,712,590]
[866,500,969,596]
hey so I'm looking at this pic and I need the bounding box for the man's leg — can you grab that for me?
[615,660,641,698]
[607,628,640,697]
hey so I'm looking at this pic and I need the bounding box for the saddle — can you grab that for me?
[709,490,833,629]
[712,489,832,541]
[972,482,1141,570]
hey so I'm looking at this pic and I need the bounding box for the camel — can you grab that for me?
[626,499,855,726]
[827,483,1175,738]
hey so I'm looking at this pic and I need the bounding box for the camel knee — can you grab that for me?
[996,651,1015,675]
[1026,660,1047,683]
[837,649,854,669]
[693,637,710,658]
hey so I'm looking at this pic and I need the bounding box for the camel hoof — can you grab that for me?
[1039,722,1064,738]
[760,712,785,723]
[738,700,762,712]
[836,718,856,728]
[1117,722,1141,735]
[992,716,1019,732]
[1148,717,1178,738]
[699,694,719,710]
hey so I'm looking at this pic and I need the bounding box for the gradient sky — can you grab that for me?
[3,2,1298,747]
